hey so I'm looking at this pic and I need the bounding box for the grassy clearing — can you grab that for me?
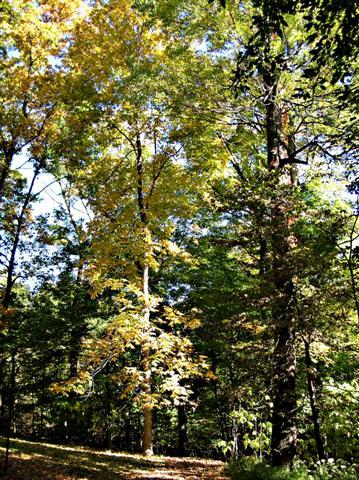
[0,437,229,480]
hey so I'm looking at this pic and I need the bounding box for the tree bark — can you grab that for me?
[269,201,298,466]
[134,133,154,456]
[177,404,187,457]
[0,150,13,203]
[270,287,297,466]
[141,263,153,456]
[342,216,359,324]
[104,382,113,450]
[142,397,153,456]
[348,260,359,324]
[3,350,16,475]
[124,412,131,450]
[0,342,5,430]
[264,63,298,467]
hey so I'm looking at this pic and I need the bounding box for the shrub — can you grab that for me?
[228,457,358,480]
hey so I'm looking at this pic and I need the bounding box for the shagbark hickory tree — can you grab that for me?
[230,2,357,466]
[174,0,357,466]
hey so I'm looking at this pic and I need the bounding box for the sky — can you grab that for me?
[13,152,89,222]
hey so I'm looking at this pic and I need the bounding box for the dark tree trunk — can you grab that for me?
[0,167,39,471]
[177,404,187,457]
[348,261,359,324]
[124,413,131,450]
[0,342,5,430]
[270,302,297,466]
[0,150,13,203]
[264,64,298,466]
[304,339,326,460]
[3,351,16,475]
[105,430,113,450]
[104,379,113,450]
[346,216,358,323]
[270,205,298,467]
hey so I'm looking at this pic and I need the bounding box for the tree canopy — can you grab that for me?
[0,0,358,478]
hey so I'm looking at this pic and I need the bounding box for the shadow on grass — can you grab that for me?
[0,438,229,480]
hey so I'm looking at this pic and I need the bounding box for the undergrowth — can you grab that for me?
[228,457,358,480]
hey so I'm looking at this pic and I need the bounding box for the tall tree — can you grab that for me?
[57,0,210,455]
[173,0,357,465]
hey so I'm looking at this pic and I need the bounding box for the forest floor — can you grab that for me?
[0,438,229,480]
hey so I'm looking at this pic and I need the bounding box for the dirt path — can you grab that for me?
[0,438,230,480]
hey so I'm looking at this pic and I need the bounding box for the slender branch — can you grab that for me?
[111,124,137,152]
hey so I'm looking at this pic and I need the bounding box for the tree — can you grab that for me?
[178,0,357,465]
[56,0,210,455]
[0,0,85,201]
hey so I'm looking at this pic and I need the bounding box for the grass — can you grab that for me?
[0,437,229,480]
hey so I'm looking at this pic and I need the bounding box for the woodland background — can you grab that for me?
[0,0,358,478]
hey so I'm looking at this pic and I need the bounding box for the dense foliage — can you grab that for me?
[0,0,358,477]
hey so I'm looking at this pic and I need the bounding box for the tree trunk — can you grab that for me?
[142,396,153,456]
[0,150,13,203]
[270,302,297,466]
[0,343,5,430]
[134,133,154,456]
[304,339,326,460]
[3,350,16,475]
[141,263,153,456]
[68,256,85,378]
[0,167,39,451]
[104,378,113,450]
[262,40,299,464]
[264,67,298,466]
[269,200,298,467]
[124,412,131,450]
[177,404,187,457]
[346,252,359,324]
[105,430,113,450]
